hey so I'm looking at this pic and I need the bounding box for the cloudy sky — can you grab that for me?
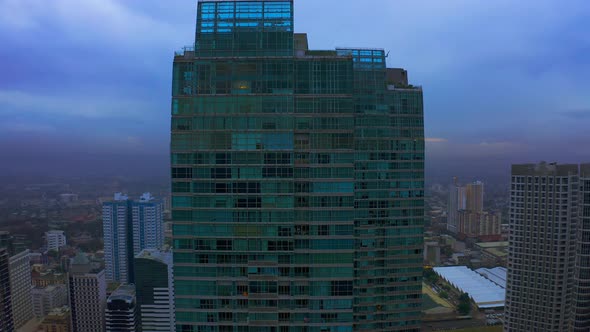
[0,0,589,181]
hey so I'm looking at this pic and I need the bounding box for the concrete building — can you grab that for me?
[572,164,590,331]
[102,193,131,283]
[505,163,579,331]
[465,180,484,212]
[448,177,466,233]
[423,241,441,266]
[32,269,67,288]
[0,247,13,332]
[45,230,67,252]
[457,210,501,238]
[31,284,68,318]
[171,1,425,330]
[38,306,71,332]
[135,249,175,331]
[103,192,164,284]
[105,284,139,332]
[9,250,33,329]
[68,253,106,332]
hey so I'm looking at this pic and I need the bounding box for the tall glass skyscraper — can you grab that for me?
[171,1,424,331]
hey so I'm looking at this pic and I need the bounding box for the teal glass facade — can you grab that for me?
[171,1,424,331]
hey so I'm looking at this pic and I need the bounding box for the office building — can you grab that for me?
[46,230,67,252]
[135,249,175,332]
[171,1,424,330]
[0,247,13,332]
[105,284,139,332]
[38,306,71,332]
[448,177,466,233]
[9,250,33,329]
[68,252,106,332]
[103,192,164,283]
[572,164,590,331]
[505,163,579,331]
[32,284,68,318]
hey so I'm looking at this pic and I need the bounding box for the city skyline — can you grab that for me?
[1,1,589,181]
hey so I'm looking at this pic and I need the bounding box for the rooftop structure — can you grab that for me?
[106,284,139,332]
[434,266,505,309]
[475,267,507,288]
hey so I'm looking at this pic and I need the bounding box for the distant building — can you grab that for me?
[448,177,466,233]
[457,210,501,238]
[59,193,78,205]
[38,306,71,332]
[105,284,139,332]
[0,247,13,332]
[135,249,175,331]
[68,253,106,332]
[423,241,441,265]
[9,250,33,329]
[103,193,164,283]
[31,284,68,318]
[102,193,132,283]
[474,241,508,267]
[505,163,579,331]
[465,180,484,212]
[45,231,67,252]
[131,193,164,258]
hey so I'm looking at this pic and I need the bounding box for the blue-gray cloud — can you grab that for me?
[0,0,589,180]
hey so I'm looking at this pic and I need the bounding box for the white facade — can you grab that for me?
[8,250,32,329]
[69,269,106,332]
[103,192,164,283]
[45,230,66,252]
[31,284,68,318]
[102,193,130,283]
[131,193,164,256]
[447,182,466,233]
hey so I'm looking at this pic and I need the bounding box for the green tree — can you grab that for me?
[439,291,448,299]
[458,292,471,315]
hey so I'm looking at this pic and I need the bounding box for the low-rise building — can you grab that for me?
[38,306,71,332]
[45,231,67,252]
[32,284,68,318]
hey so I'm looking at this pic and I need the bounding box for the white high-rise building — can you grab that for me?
[103,193,164,283]
[447,177,466,233]
[45,230,66,252]
[131,193,164,256]
[68,252,106,332]
[102,193,131,283]
[134,249,175,332]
